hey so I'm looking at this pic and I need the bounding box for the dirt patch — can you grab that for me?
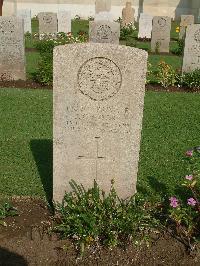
[0,80,52,90]
[0,198,199,265]
[0,80,199,94]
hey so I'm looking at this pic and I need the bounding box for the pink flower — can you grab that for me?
[185,150,193,157]
[169,197,179,208]
[185,175,193,181]
[187,198,197,206]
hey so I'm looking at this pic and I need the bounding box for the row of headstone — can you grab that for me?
[138,14,195,41]
[38,12,71,35]
[16,10,72,35]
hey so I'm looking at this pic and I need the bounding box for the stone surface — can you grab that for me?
[151,16,171,53]
[17,9,32,33]
[179,15,194,39]
[138,13,153,39]
[122,2,135,27]
[95,0,111,14]
[58,11,71,34]
[182,24,200,73]
[38,12,57,35]
[0,17,26,81]
[89,21,120,44]
[53,43,148,202]
[95,11,113,22]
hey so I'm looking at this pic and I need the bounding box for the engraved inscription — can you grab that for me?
[158,18,166,27]
[194,29,200,42]
[78,57,122,101]
[43,15,53,24]
[96,25,112,40]
[77,137,105,180]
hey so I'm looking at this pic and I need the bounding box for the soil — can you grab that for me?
[0,80,199,94]
[0,198,199,266]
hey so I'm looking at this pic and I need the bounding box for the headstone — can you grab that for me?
[17,9,32,33]
[182,24,200,73]
[58,11,71,34]
[0,17,26,81]
[95,11,113,22]
[179,15,194,39]
[138,13,153,39]
[151,16,171,53]
[38,12,57,35]
[89,21,120,44]
[95,0,111,14]
[53,43,148,202]
[122,2,135,27]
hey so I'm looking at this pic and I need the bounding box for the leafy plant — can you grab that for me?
[157,61,178,88]
[171,39,184,56]
[54,180,160,255]
[0,202,18,227]
[32,32,87,85]
[181,69,200,90]
[167,147,200,251]
[155,41,160,54]
[120,22,136,41]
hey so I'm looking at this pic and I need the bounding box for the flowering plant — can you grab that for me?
[168,147,200,251]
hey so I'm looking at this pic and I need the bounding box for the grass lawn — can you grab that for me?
[0,89,200,202]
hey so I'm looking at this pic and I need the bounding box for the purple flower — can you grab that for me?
[187,198,197,206]
[185,175,193,181]
[169,197,179,208]
[185,150,193,157]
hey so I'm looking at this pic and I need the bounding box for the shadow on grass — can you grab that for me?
[0,247,28,265]
[30,139,53,206]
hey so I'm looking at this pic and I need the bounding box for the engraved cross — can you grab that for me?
[77,137,105,180]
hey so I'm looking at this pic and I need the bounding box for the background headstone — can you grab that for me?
[179,15,194,39]
[122,1,135,27]
[53,43,148,202]
[89,21,120,44]
[0,17,26,81]
[182,24,200,73]
[17,9,32,33]
[95,0,111,14]
[38,12,57,35]
[58,11,71,34]
[95,11,113,22]
[151,16,171,53]
[138,13,153,39]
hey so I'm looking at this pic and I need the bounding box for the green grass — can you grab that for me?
[26,52,40,78]
[0,89,200,202]
[0,89,52,201]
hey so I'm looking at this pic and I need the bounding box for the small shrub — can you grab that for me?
[0,202,18,226]
[157,61,178,88]
[32,32,87,85]
[54,180,160,255]
[167,147,200,251]
[120,22,136,41]
[181,69,200,90]
[171,39,184,56]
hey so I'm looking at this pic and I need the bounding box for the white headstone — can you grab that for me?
[151,16,171,53]
[95,11,113,22]
[89,21,120,44]
[58,11,71,34]
[182,24,200,73]
[17,9,32,33]
[38,12,57,35]
[0,17,26,81]
[179,15,194,39]
[95,0,111,14]
[53,43,148,202]
[138,13,153,39]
